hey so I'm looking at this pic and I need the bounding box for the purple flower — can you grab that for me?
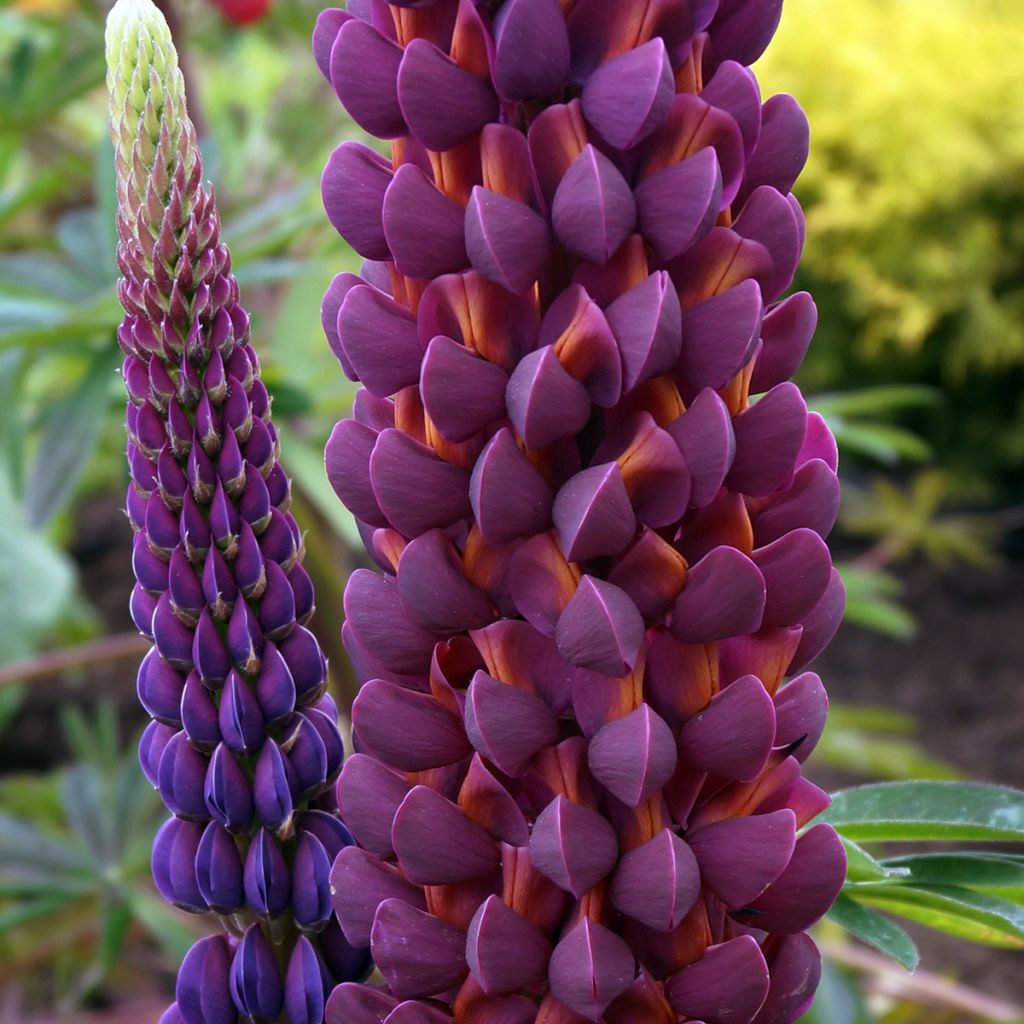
[106,0,365,1013]
[318,0,844,1020]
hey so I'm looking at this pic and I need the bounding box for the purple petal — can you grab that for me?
[552,145,637,265]
[548,918,635,1022]
[736,94,809,208]
[218,670,264,754]
[465,670,560,777]
[707,0,783,69]
[321,276,361,381]
[750,291,817,394]
[137,648,185,726]
[492,0,570,101]
[726,382,807,498]
[552,463,636,562]
[688,809,797,907]
[468,895,552,995]
[679,674,776,781]
[292,831,333,930]
[752,459,840,547]
[470,427,554,544]
[665,935,769,1024]
[284,936,330,1024]
[797,412,838,472]
[752,933,822,1024]
[312,8,349,81]
[529,794,618,898]
[420,335,509,443]
[607,528,688,620]
[325,419,387,528]
[581,38,674,150]
[383,164,468,280]
[370,428,472,536]
[280,625,328,706]
[229,925,283,1022]
[176,936,235,1024]
[789,567,846,674]
[606,271,682,392]
[152,818,206,913]
[331,847,427,947]
[701,60,763,159]
[752,528,832,628]
[329,19,406,138]
[507,346,591,452]
[466,187,552,294]
[371,899,468,999]
[773,672,828,761]
[338,285,422,398]
[352,678,471,771]
[609,828,700,932]
[322,142,392,260]
[669,388,736,508]
[326,984,398,1024]
[158,731,209,820]
[203,742,253,831]
[740,824,846,933]
[733,186,803,301]
[336,753,411,858]
[588,704,677,807]
[671,546,766,643]
[458,754,531,846]
[556,576,644,677]
[678,279,763,391]
[195,822,244,914]
[634,148,722,262]
[398,38,498,151]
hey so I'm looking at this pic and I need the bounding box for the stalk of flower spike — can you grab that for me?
[106,2,369,1020]
[317,1,846,1022]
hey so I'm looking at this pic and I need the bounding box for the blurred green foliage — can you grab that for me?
[759,0,1024,498]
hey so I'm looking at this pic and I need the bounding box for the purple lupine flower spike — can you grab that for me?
[318,0,845,1021]
[105,1,365,1018]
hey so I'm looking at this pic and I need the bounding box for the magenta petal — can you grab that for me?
[588,704,677,807]
[325,419,387,529]
[338,285,422,398]
[773,672,828,762]
[556,576,644,677]
[752,459,840,547]
[420,335,508,443]
[552,145,637,265]
[741,824,846,933]
[733,186,803,301]
[726,382,807,498]
[459,754,530,846]
[737,94,809,208]
[548,918,635,1022]
[797,411,838,473]
[752,933,822,1024]
[371,899,468,999]
[581,38,674,150]
[344,570,438,675]
[397,38,498,151]
[397,530,494,633]
[330,846,427,947]
[708,0,783,70]
[671,546,766,643]
[492,0,570,102]
[507,533,577,637]
[392,785,499,884]
[466,187,552,294]
[329,19,406,138]
[606,271,682,392]
[321,142,392,261]
[609,828,700,932]
[336,753,410,859]
[750,292,817,394]
[678,279,763,391]
[679,675,776,781]
[320,275,360,379]
[752,528,832,628]
[688,809,796,907]
[470,428,554,544]
[370,428,472,536]
[386,1002,455,1024]
[701,60,762,159]
[326,984,398,1024]
[313,8,349,82]
[383,164,467,280]
[352,679,471,771]
[669,388,736,508]
[553,463,636,562]
[467,895,552,995]
[529,795,618,897]
[665,935,769,1024]
[786,565,843,675]
[506,346,591,451]
[634,148,722,262]
[465,670,560,777]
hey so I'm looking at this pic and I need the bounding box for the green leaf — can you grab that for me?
[24,346,118,527]
[819,781,1024,842]
[0,892,80,933]
[881,852,1024,899]
[809,385,942,417]
[828,894,920,971]
[127,889,198,961]
[841,836,910,882]
[853,884,1024,949]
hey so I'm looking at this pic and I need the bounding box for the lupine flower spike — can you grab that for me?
[106,2,368,1020]
[319,0,846,1022]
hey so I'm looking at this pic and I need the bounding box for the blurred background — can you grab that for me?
[0,0,1021,1020]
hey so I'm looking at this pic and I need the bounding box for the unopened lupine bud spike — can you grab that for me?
[320,0,844,1018]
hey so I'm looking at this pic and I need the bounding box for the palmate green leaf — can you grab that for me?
[852,883,1024,950]
[818,781,1024,842]
[0,892,81,934]
[828,894,920,971]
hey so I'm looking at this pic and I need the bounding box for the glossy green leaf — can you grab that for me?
[819,781,1024,842]
[828,894,920,971]
[882,852,1024,901]
[853,884,1024,949]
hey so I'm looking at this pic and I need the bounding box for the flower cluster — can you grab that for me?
[317,0,846,1022]
[106,2,368,1021]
